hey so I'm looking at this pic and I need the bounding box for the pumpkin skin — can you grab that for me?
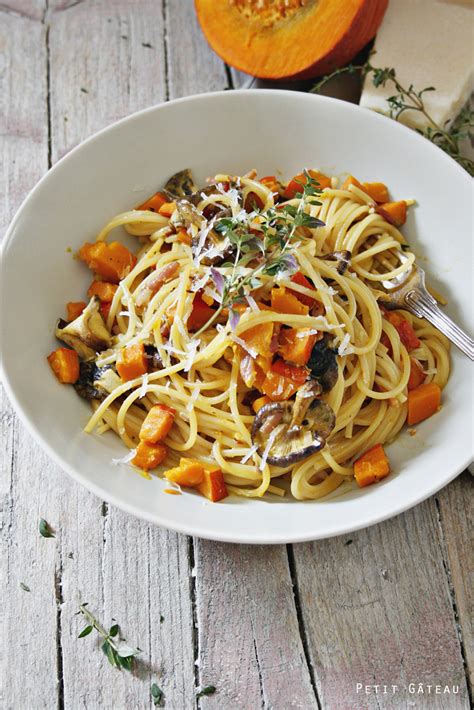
[195,0,388,80]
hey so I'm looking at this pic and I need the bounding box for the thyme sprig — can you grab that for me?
[194,172,324,336]
[77,603,141,671]
[312,61,474,176]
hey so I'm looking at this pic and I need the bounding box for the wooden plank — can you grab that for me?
[49,0,166,163]
[45,2,196,707]
[164,5,317,708]
[0,10,60,709]
[292,498,470,709]
[0,8,47,237]
[0,1,45,21]
[437,473,473,692]
[165,0,228,98]
[194,542,317,708]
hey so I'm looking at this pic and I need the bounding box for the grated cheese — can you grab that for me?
[296,328,319,337]
[259,430,278,472]
[338,333,354,356]
[112,449,136,466]
[186,384,201,413]
[230,334,258,359]
[190,270,210,293]
[184,339,200,372]
[138,373,149,399]
[240,444,259,464]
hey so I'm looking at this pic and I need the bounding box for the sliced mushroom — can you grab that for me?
[74,362,112,400]
[321,250,351,275]
[144,344,163,370]
[187,185,233,220]
[164,169,197,198]
[170,199,205,230]
[56,296,112,360]
[307,334,339,392]
[187,184,223,206]
[197,236,234,266]
[251,382,335,467]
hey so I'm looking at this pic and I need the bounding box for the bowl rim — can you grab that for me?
[1,89,472,544]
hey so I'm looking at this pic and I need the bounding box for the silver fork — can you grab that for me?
[379,252,474,360]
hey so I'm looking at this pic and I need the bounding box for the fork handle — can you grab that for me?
[405,289,474,361]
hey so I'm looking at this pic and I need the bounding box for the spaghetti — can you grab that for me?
[48,169,450,501]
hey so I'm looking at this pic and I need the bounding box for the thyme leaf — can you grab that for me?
[39,518,55,538]
[196,685,216,699]
[76,603,140,671]
[312,61,474,176]
[151,683,164,706]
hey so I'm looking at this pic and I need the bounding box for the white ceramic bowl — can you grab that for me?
[1,90,472,543]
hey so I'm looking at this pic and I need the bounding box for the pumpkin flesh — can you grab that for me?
[195,0,388,80]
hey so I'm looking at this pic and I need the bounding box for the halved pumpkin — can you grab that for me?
[195,0,388,80]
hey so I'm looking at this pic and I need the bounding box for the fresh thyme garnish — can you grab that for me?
[151,683,164,706]
[312,61,474,176]
[20,582,31,592]
[39,518,55,538]
[77,603,141,671]
[196,685,216,699]
[195,172,324,336]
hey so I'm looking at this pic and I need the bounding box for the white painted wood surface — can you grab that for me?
[1,2,472,709]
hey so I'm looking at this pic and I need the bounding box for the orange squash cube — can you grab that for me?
[87,280,118,302]
[78,241,137,283]
[362,182,389,203]
[284,170,331,199]
[376,201,407,227]
[136,191,168,212]
[197,467,228,502]
[239,322,274,358]
[139,404,176,443]
[158,201,177,217]
[279,328,317,366]
[164,459,205,487]
[407,383,441,426]
[271,287,309,316]
[132,441,168,470]
[354,444,390,487]
[176,228,192,245]
[261,371,299,402]
[341,175,365,192]
[116,342,148,382]
[66,301,87,322]
[47,348,80,384]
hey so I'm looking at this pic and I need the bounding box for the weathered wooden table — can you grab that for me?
[1,2,472,708]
